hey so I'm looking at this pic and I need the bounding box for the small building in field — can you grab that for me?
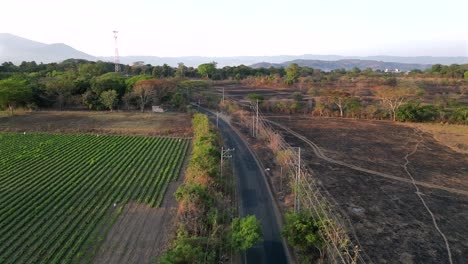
[152,105,164,113]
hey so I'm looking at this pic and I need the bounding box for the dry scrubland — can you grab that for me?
[265,117,468,263]
[409,123,468,153]
[212,82,467,262]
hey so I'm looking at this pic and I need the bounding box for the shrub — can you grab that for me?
[247,93,265,102]
[282,210,325,253]
[450,106,468,124]
[159,227,214,264]
[396,102,438,122]
[229,215,262,252]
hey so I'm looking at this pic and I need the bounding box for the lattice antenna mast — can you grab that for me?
[113,31,120,72]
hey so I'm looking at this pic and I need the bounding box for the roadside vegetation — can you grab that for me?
[219,99,363,263]
[159,114,261,263]
[282,210,326,263]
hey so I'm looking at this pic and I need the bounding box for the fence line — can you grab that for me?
[233,99,368,263]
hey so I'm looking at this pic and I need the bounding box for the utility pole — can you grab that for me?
[293,147,301,213]
[252,115,255,137]
[256,99,259,137]
[251,100,259,138]
[216,112,219,128]
[222,87,225,105]
[220,147,235,179]
[220,146,234,262]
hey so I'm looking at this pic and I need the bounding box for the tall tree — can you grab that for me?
[285,63,300,85]
[100,90,118,111]
[197,62,217,79]
[175,62,187,79]
[81,72,126,110]
[44,75,75,110]
[345,97,362,118]
[0,78,33,115]
[161,64,174,78]
[376,86,413,121]
[125,74,152,92]
[133,79,176,112]
[229,216,262,252]
[327,90,351,117]
[91,72,126,97]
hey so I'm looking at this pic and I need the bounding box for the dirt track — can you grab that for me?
[267,119,468,197]
[266,117,468,264]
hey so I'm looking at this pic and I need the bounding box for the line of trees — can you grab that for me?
[0,60,193,114]
[160,114,261,263]
[1,59,466,121]
[247,89,467,124]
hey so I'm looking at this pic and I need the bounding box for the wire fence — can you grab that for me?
[228,98,368,263]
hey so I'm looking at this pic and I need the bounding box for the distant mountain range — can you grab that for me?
[250,59,432,71]
[0,33,95,64]
[1,33,468,70]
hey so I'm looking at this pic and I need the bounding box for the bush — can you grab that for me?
[229,215,262,252]
[247,93,264,102]
[178,80,210,90]
[396,102,438,122]
[282,210,325,253]
[159,242,208,264]
[175,183,214,207]
[159,227,214,264]
[450,106,468,124]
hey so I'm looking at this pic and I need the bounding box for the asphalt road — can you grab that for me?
[198,108,288,264]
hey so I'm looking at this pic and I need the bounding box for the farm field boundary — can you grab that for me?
[0,133,189,264]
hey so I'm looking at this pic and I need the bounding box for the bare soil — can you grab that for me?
[0,111,192,137]
[0,111,191,263]
[255,116,468,263]
[92,179,182,264]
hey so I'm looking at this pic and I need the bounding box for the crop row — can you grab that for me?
[0,133,190,264]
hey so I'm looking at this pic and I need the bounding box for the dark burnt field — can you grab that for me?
[269,117,468,264]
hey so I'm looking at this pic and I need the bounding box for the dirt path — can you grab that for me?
[265,117,467,263]
[403,129,453,264]
[266,119,468,197]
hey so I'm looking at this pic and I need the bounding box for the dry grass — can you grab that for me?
[0,109,29,118]
[0,111,192,137]
[409,123,468,154]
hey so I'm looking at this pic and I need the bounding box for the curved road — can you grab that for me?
[199,108,289,264]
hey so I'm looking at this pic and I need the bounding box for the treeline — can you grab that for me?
[160,114,261,263]
[0,60,197,114]
[2,59,466,83]
[240,90,467,124]
[1,59,466,123]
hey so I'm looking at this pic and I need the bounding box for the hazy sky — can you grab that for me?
[1,0,467,57]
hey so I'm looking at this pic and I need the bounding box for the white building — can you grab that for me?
[152,106,164,113]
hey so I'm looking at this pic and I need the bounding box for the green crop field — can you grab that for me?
[0,133,190,264]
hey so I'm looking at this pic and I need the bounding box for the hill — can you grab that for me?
[0,33,96,64]
[250,59,432,71]
[1,33,467,68]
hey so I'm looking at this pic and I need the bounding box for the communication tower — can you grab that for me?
[113,31,120,72]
